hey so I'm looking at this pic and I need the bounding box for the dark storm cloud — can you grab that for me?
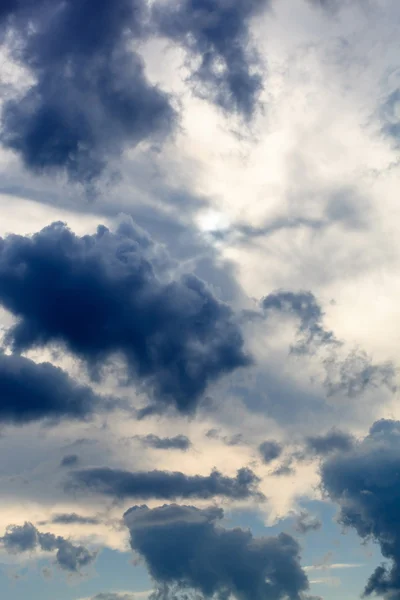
[305,429,355,457]
[0,0,176,182]
[69,467,262,501]
[153,0,269,117]
[60,454,80,468]
[293,511,322,535]
[124,504,309,600]
[0,352,106,424]
[0,522,96,572]
[322,419,400,598]
[136,434,191,451]
[258,440,283,464]
[0,221,251,413]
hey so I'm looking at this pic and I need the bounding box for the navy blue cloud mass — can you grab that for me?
[0,0,175,182]
[322,420,400,598]
[153,0,269,117]
[124,504,309,600]
[1,522,96,572]
[69,466,261,501]
[0,352,105,424]
[0,221,250,412]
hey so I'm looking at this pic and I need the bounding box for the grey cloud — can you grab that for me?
[0,220,251,414]
[68,467,262,501]
[0,352,111,425]
[136,435,191,451]
[304,429,355,457]
[1,522,96,572]
[60,454,80,468]
[258,440,283,464]
[153,0,270,118]
[124,504,309,600]
[0,0,176,183]
[294,511,322,535]
[322,419,400,597]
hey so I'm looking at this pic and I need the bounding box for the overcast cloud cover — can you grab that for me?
[0,1,400,600]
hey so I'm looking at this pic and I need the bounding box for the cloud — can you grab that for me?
[205,428,245,446]
[153,0,269,117]
[84,594,137,600]
[304,429,355,457]
[124,504,309,600]
[258,440,283,464]
[261,290,338,355]
[0,522,96,572]
[0,352,106,424]
[49,514,100,526]
[68,467,262,501]
[60,454,80,468]
[261,290,397,399]
[323,349,397,398]
[0,0,176,182]
[135,434,191,451]
[0,220,251,413]
[321,419,400,597]
[293,511,322,535]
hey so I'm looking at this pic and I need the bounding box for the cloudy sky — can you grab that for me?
[0,1,399,599]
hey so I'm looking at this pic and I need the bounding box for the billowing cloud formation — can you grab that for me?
[293,511,322,535]
[258,440,283,464]
[124,504,309,600]
[153,0,269,117]
[1,522,96,572]
[0,0,175,182]
[305,429,355,457]
[69,467,261,501]
[0,221,250,413]
[322,419,400,598]
[136,434,191,451]
[262,290,337,354]
[0,352,103,424]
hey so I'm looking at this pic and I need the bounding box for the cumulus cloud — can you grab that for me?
[153,0,269,117]
[135,434,191,451]
[68,467,262,501]
[258,440,283,464]
[0,0,176,182]
[0,352,107,424]
[1,522,97,572]
[124,504,309,600]
[322,419,400,597]
[0,221,251,413]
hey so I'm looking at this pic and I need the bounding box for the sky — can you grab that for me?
[0,0,399,599]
